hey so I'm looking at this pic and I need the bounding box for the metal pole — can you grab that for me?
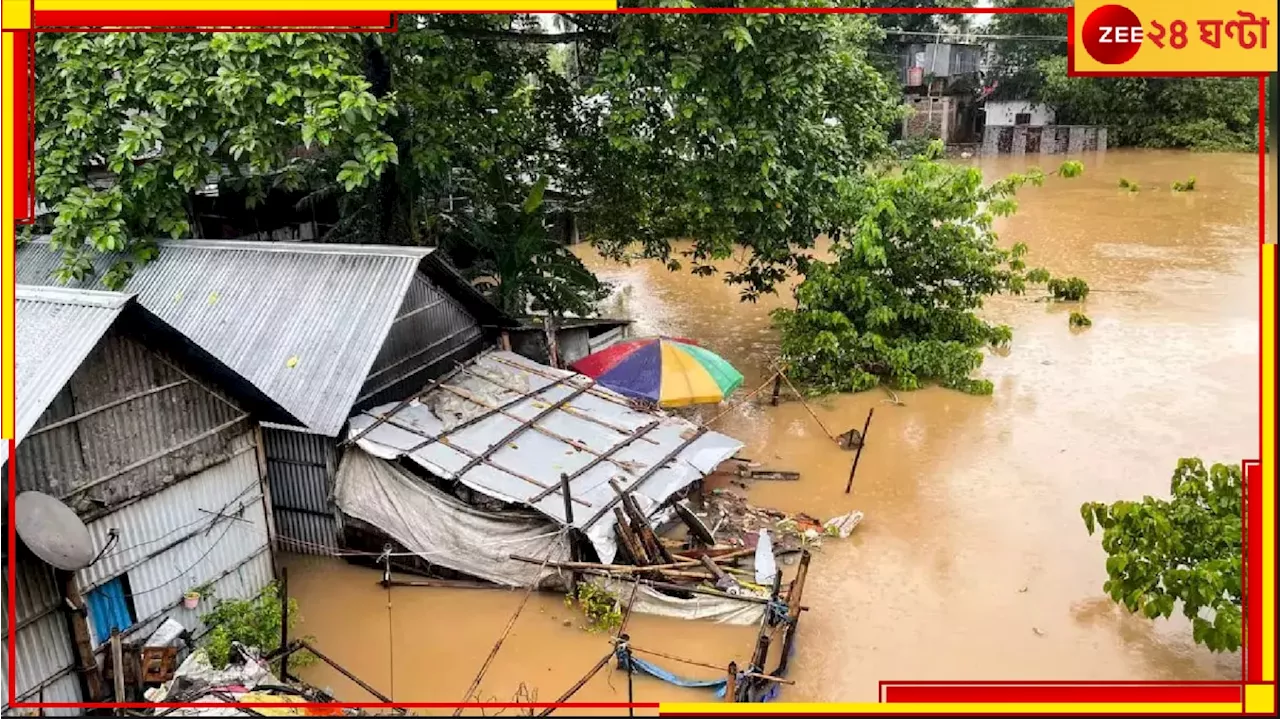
[844,408,874,494]
[560,472,579,596]
[621,633,634,716]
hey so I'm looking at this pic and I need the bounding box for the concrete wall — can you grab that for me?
[903,96,958,142]
[985,100,1056,127]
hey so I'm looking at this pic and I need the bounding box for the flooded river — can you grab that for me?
[283,150,1258,710]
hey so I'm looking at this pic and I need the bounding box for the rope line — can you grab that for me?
[453,527,571,715]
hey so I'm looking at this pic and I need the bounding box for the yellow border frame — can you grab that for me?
[0,2,1274,715]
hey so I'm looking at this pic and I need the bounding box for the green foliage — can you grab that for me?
[564,583,623,633]
[34,32,396,288]
[1057,160,1084,178]
[1081,459,1242,653]
[1068,311,1092,328]
[1118,178,1139,193]
[199,582,314,671]
[1048,276,1090,301]
[36,7,910,313]
[986,2,1259,152]
[444,179,610,318]
[573,1,904,301]
[1172,176,1197,192]
[773,145,1084,396]
[1037,57,1259,152]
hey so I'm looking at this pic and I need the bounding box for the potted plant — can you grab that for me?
[184,583,213,610]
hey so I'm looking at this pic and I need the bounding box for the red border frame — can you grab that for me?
[3,4,1273,714]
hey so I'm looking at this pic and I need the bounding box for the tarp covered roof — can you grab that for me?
[17,238,512,437]
[347,351,743,563]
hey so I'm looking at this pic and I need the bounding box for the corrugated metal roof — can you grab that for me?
[14,286,133,443]
[17,238,449,437]
[347,351,743,563]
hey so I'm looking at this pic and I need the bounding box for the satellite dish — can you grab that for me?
[15,491,95,571]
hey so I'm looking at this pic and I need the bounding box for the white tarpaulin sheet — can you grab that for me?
[593,577,765,626]
[347,351,743,563]
[334,447,571,587]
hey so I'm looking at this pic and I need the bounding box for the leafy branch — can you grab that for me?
[1081,459,1242,653]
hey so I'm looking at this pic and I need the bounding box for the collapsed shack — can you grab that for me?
[339,351,743,589]
[333,350,849,703]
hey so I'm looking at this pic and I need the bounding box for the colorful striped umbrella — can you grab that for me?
[570,337,744,407]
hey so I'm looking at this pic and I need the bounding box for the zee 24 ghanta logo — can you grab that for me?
[1081,4,1271,65]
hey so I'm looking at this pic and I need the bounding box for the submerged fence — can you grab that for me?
[981,125,1108,156]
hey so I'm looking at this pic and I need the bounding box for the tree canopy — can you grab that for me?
[32,2,905,312]
[1081,459,1242,653]
[33,32,396,288]
[772,143,1083,395]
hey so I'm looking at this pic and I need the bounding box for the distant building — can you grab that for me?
[984,100,1056,128]
[3,286,298,710]
[899,42,985,145]
[980,99,1107,156]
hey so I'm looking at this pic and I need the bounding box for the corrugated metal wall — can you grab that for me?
[15,329,251,514]
[9,328,272,707]
[263,425,342,556]
[78,435,270,637]
[1,551,85,714]
[356,272,487,409]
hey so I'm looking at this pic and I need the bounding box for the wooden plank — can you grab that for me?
[612,479,675,564]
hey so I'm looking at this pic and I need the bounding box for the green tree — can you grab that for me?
[772,143,1082,395]
[568,0,904,301]
[985,0,1070,102]
[35,5,906,313]
[445,177,610,317]
[1081,459,1242,653]
[33,32,396,288]
[1038,57,1260,151]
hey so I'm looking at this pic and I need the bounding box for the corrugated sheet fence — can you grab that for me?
[263,425,342,556]
[2,553,85,715]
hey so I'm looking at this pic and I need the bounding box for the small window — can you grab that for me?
[1014,112,1033,125]
[85,576,137,645]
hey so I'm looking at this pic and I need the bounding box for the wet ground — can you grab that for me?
[284,149,1259,711]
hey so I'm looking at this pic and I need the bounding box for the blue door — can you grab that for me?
[85,576,136,645]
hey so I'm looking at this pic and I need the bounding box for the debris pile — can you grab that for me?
[144,644,354,717]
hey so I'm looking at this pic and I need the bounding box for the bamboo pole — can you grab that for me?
[507,556,810,609]
[613,508,650,566]
[111,630,125,712]
[844,408,875,494]
[725,662,738,703]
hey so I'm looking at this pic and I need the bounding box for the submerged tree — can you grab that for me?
[1081,459,1242,653]
[772,143,1082,395]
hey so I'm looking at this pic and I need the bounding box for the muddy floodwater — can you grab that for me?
[283,150,1259,711]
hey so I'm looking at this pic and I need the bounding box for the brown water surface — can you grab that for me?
[284,149,1259,711]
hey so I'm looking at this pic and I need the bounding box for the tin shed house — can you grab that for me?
[2,286,299,711]
[16,239,516,557]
